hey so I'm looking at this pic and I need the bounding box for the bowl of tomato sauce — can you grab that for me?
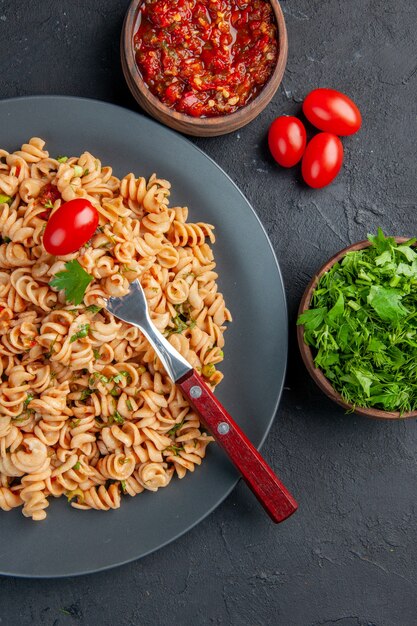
[121,0,288,137]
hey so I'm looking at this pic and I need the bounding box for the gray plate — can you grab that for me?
[0,96,287,578]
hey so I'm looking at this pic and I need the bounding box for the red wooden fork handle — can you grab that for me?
[178,370,298,523]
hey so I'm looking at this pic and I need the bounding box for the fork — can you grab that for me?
[105,280,298,523]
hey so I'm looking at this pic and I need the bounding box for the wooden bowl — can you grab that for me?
[121,0,288,137]
[297,237,417,420]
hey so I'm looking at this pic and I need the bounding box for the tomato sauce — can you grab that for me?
[38,183,61,219]
[134,0,278,117]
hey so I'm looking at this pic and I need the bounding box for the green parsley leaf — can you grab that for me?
[43,199,54,209]
[109,410,124,425]
[56,156,68,163]
[85,304,102,314]
[296,307,327,331]
[50,260,93,305]
[165,314,196,337]
[202,363,216,378]
[89,372,109,386]
[112,371,130,384]
[126,398,133,411]
[0,194,13,205]
[367,286,408,323]
[167,419,185,437]
[73,462,81,471]
[93,348,101,360]
[165,444,183,456]
[328,292,344,322]
[45,333,59,358]
[352,369,374,396]
[121,480,127,493]
[66,488,84,504]
[70,323,90,343]
[113,410,124,424]
[24,392,34,408]
[80,388,93,401]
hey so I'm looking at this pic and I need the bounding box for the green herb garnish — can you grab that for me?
[50,260,93,305]
[165,314,196,337]
[45,333,59,358]
[165,444,183,456]
[89,372,109,386]
[93,348,101,360]
[24,392,34,408]
[66,488,84,504]
[43,199,54,209]
[202,363,216,379]
[109,410,124,425]
[167,419,185,437]
[56,155,68,163]
[80,388,93,401]
[0,194,13,205]
[113,410,124,424]
[112,371,130,384]
[297,229,417,413]
[126,399,133,411]
[73,462,81,471]
[70,323,90,343]
[85,304,102,314]
[121,480,127,493]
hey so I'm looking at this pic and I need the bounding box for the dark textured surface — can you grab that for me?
[0,0,416,623]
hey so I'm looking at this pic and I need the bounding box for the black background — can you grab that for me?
[0,1,416,625]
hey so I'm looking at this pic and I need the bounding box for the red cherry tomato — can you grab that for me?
[302,133,344,189]
[268,116,307,167]
[43,199,99,255]
[303,88,362,136]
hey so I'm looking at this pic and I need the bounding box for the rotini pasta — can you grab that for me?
[0,138,231,520]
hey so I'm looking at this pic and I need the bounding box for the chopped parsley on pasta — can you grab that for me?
[0,138,231,520]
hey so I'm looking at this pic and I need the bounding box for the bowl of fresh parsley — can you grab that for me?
[297,229,417,419]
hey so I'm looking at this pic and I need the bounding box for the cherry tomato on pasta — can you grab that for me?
[303,88,362,136]
[268,116,307,168]
[43,199,99,255]
[301,133,344,188]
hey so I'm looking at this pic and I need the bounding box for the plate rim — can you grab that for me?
[0,95,288,578]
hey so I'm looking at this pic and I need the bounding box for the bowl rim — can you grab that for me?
[297,236,417,420]
[121,0,288,132]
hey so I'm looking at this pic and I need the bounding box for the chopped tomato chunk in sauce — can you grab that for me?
[134,0,278,117]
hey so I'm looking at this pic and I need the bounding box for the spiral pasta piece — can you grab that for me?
[0,487,23,511]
